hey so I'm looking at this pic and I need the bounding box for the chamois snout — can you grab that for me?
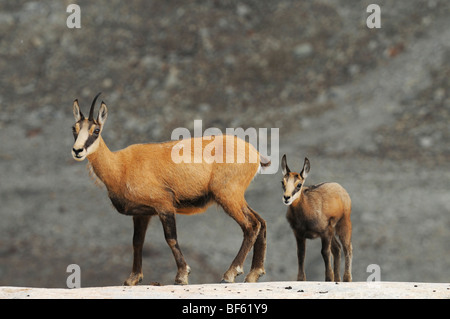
[72,148,84,158]
[283,195,292,205]
[72,147,86,161]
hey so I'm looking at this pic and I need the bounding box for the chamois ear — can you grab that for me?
[73,99,84,121]
[97,101,108,125]
[281,154,290,176]
[300,157,310,179]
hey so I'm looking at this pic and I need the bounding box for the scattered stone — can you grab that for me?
[293,43,314,59]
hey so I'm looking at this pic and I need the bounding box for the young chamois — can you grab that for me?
[281,155,352,282]
[71,93,270,285]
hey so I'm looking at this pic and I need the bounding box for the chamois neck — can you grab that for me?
[87,137,120,188]
[293,188,307,207]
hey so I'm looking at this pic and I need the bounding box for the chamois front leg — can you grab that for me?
[159,211,191,285]
[295,235,306,281]
[124,215,151,286]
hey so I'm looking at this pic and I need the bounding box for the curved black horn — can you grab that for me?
[88,92,102,121]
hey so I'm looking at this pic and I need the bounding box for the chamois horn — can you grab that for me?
[88,92,102,121]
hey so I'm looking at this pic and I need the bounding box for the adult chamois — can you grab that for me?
[281,155,352,282]
[71,93,270,285]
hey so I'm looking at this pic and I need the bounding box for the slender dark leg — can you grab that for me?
[219,200,260,283]
[295,234,306,281]
[124,215,151,286]
[331,236,342,282]
[321,232,334,281]
[159,211,191,285]
[244,205,266,282]
[337,217,353,282]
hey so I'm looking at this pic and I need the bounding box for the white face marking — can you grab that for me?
[72,120,101,161]
[282,174,304,206]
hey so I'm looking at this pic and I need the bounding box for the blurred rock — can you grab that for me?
[294,43,314,59]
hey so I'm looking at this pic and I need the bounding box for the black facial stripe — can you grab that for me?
[84,121,100,150]
[84,134,98,149]
[72,125,79,140]
[290,184,303,196]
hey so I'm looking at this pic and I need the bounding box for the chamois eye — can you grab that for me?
[93,128,100,135]
[281,181,285,190]
[296,183,302,189]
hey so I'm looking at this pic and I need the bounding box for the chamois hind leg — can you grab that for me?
[244,205,266,282]
[331,235,342,282]
[320,230,334,281]
[336,216,352,282]
[158,210,191,285]
[217,197,261,283]
[124,215,151,286]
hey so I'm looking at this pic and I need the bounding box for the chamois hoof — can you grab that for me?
[173,265,191,285]
[174,276,189,285]
[244,269,265,283]
[123,273,143,286]
[174,275,189,285]
[123,278,141,286]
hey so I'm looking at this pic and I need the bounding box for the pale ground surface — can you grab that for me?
[1,281,449,299]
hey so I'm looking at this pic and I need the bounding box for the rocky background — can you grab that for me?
[0,0,449,288]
